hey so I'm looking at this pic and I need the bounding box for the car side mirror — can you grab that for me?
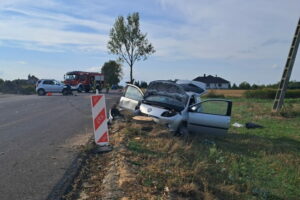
[189,105,197,112]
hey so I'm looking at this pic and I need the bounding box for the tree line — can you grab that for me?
[231,81,300,90]
[0,78,36,94]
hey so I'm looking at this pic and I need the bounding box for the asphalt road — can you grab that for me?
[0,93,120,200]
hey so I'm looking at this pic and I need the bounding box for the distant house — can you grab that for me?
[193,74,230,89]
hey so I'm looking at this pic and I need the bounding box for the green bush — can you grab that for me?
[245,89,300,99]
[19,85,35,94]
[0,80,35,95]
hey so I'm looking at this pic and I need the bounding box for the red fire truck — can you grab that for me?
[64,71,104,92]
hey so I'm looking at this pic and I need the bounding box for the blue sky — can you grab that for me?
[0,0,299,85]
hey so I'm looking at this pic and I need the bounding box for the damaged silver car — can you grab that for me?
[117,80,232,135]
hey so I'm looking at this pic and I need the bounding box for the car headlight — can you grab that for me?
[161,110,177,117]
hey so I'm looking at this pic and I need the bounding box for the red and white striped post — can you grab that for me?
[91,94,111,151]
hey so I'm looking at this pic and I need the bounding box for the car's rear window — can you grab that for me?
[179,83,205,94]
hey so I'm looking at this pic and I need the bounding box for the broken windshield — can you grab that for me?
[143,81,188,111]
[144,95,185,111]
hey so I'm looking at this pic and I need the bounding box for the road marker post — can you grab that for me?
[91,94,112,152]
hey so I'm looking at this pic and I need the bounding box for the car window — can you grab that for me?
[54,80,60,85]
[179,83,205,94]
[195,101,229,116]
[145,95,184,108]
[189,96,196,106]
[43,80,54,85]
[196,96,201,103]
[79,75,87,81]
[125,86,143,101]
[65,75,76,80]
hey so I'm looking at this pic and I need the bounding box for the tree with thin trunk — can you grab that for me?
[107,12,155,83]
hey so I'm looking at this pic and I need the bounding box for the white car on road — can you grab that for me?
[36,79,71,96]
[118,80,232,136]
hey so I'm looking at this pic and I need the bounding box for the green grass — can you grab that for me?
[214,98,300,198]
[122,98,300,199]
[230,98,300,137]
[127,140,162,156]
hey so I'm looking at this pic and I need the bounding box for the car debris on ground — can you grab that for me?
[245,122,264,129]
[232,122,244,128]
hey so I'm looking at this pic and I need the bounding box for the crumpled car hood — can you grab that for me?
[144,80,189,105]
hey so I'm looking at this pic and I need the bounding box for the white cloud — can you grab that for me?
[0,19,108,51]
[1,0,298,61]
[0,0,299,84]
[271,64,281,69]
[150,0,299,60]
[16,61,27,65]
[86,66,101,72]
[0,1,110,52]
[0,0,58,8]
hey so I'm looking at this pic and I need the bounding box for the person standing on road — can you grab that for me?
[106,84,110,93]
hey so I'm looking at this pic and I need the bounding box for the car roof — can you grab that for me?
[127,79,207,97]
[175,80,207,95]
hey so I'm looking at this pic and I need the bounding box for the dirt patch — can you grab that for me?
[62,133,92,150]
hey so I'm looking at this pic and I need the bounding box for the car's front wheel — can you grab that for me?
[85,85,90,93]
[62,89,68,96]
[77,85,84,93]
[37,89,46,96]
[177,123,189,141]
[62,86,72,96]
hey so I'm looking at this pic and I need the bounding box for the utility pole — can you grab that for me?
[273,18,300,112]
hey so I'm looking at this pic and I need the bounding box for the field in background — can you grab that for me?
[206,89,300,99]
[207,89,246,97]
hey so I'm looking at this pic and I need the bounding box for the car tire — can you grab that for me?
[62,89,68,96]
[77,85,83,93]
[178,124,189,141]
[37,89,46,96]
[85,86,90,93]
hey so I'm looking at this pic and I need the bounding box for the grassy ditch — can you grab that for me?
[121,99,300,199]
[65,98,300,199]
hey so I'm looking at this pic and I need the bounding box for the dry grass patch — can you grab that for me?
[206,90,246,97]
[65,98,300,200]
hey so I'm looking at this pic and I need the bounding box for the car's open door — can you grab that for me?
[119,84,144,112]
[187,100,232,135]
